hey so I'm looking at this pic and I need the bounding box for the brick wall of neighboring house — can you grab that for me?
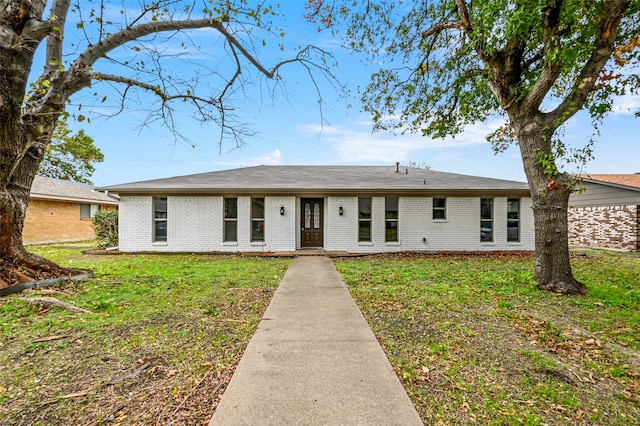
[23,199,117,244]
[568,204,640,251]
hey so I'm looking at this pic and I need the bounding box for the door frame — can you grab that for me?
[300,198,324,248]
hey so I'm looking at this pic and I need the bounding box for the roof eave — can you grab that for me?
[582,179,640,192]
[30,194,120,204]
[106,188,531,197]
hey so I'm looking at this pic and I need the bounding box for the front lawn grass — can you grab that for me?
[335,250,639,425]
[2,246,638,425]
[0,245,290,425]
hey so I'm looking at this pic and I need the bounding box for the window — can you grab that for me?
[480,198,493,242]
[507,198,520,242]
[385,197,399,242]
[432,198,446,220]
[251,197,265,242]
[358,197,372,242]
[80,204,100,219]
[153,197,167,242]
[224,198,238,242]
[80,204,91,218]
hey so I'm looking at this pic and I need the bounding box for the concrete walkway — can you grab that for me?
[209,256,423,425]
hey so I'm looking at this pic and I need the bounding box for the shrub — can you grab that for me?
[93,210,118,248]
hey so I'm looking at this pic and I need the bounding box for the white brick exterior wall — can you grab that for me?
[118,195,534,252]
[323,196,534,252]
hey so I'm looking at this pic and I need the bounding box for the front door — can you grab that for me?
[301,198,323,248]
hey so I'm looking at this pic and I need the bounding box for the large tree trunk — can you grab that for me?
[515,116,586,295]
[0,1,86,289]
[0,173,81,289]
[0,113,85,289]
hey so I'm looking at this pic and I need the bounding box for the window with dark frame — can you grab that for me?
[251,197,265,242]
[480,198,493,242]
[153,197,167,242]
[432,197,446,220]
[224,198,238,242]
[385,197,399,242]
[507,198,520,242]
[358,197,372,242]
[80,204,100,219]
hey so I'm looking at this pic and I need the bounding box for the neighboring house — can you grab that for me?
[24,176,119,244]
[101,165,534,253]
[568,174,640,251]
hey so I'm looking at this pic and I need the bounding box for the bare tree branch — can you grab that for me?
[93,72,219,106]
[74,18,228,69]
[420,0,470,38]
[522,0,564,112]
[45,0,70,74]
[547,0,630,125]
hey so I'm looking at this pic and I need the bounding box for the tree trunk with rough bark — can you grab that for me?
[0,0,86,288]
[515,116,586,295]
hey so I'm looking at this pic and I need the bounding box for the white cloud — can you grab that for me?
[258,148,283,164]
[612,92,640,115]
[297,117,503,163]
[180,148,283,172]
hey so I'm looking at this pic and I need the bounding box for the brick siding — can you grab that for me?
[568,204,640,251]
[324,196,534,252]
[23,199,117,244]
[119,195,535,252]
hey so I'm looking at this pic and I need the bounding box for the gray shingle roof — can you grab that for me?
[100,165,530,196]
[31,176,119,204]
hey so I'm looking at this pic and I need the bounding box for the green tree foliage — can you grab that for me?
[38,121,104,184]
[306,0,639,293]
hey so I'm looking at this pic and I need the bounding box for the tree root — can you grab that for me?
[19,297,93,313]
[537,280,587,295]
[0,266,32,285]
[0,250,88,289]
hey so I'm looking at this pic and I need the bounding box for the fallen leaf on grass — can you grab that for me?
[585,338,602,347]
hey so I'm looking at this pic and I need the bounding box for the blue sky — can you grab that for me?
[54,2,639,187]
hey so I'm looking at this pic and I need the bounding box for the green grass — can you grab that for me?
[2,246,639,425]
[335,250,640,425]
[0,244,290,425]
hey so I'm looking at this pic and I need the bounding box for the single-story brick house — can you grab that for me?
[24,176,119,244]
[101,165,534,253]
[568,174,640,251]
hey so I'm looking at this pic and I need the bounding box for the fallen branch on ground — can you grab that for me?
[33,335,70,343]
[107,363,151,385]
[19,297,93,313]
